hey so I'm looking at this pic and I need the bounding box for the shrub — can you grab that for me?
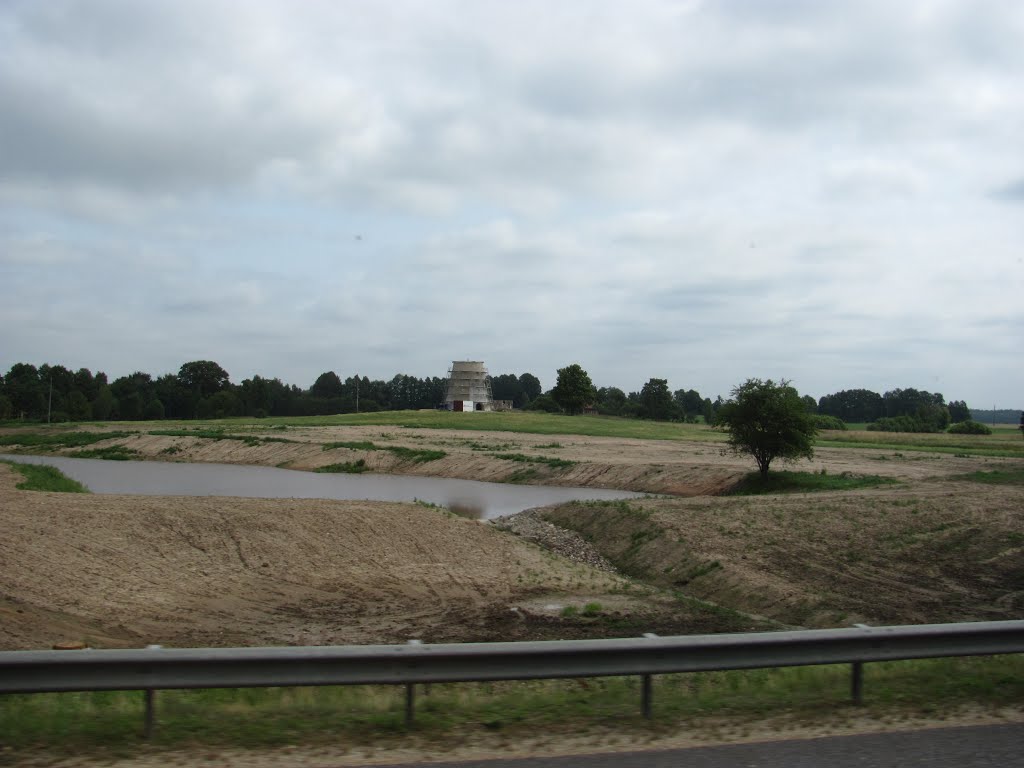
[812,414,847,431]
[523,394,562,413]
[866,415,939,433]
[947,420,992,435]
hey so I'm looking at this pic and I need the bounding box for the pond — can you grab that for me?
[0,454,642,520]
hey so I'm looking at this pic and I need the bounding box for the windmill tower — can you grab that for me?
[443,361,493,412]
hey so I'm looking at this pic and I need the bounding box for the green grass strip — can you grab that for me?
[493,452,576,469]
[1,461,89,492]
[322,440,379,451]
[148,430,297,446]
[315,460,369,474]
[0,431,136,449]
[322,441,445,463]
[724,471,898,496]
[1,656,1020,753]
[68,446,140,461]
[950,469,1024,486]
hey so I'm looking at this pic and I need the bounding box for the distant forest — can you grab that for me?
[0,360,1010,432]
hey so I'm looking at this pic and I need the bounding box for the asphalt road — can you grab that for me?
[374,723,1024,768]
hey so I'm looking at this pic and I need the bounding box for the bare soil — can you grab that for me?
[1,424,1021,651]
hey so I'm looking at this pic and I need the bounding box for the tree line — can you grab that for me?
[816,387,972,432]
[0,359,984,434]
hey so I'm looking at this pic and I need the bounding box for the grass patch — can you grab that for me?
[322,440,379,451]
[322,441,446,463]
[2,656,1021,755]
[493,452,576,469]
[386,446,447,463]
[1,461,89,492]
[315,460,369,474]
[507,467,541,483]
[68,445,139,461]
[148,430,297,446]
[951,469,1024,486]
[724,471,898,496]
[0,431,136,450]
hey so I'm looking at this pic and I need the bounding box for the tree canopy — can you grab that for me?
[551,363,594,415]
[639,378,675,420]
[715,378,818,476]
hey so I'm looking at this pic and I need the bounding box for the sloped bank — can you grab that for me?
[537,484,1024,629]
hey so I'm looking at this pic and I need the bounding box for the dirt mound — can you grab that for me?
[0,463,613,649]
[541,480,1024,628]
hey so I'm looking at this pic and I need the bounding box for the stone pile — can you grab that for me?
[491,509,618,574]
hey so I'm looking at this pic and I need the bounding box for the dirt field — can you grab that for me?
[1,424,1022,650]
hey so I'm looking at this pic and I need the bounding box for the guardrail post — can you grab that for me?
[405,684,415,726]
[850,624,869,705]
[642,633,658,718]
[144,645,162,739]
[405,640,422,727]
[144,688,156,739]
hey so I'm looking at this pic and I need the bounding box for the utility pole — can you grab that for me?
[356,376,360,414]
[47,378,52,425]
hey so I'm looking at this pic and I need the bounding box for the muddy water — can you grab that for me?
[0,454,641,519]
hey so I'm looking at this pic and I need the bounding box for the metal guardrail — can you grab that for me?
[2,621,1022,736]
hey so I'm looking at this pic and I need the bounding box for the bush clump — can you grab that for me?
[813,414,847,430]
[866,415,940,433]
[947,420,992,435]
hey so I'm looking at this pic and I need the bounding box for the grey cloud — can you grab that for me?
[991,179,1024,201]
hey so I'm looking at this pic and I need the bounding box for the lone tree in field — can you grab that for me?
[715,378,818,476]
[552,363,594,415]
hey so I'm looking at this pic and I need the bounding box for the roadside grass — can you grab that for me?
[724,471,898,496]
[0,460,89,492]
[2,656,1021,755]
[951,469,1024,486]
[322,440,446,463]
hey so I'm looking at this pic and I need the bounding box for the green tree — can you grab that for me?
[178,360,230,399]
[715,378,818,476]
[948,400,971,423]
[518,373,542,403]
[117,392,144,421]
[674,388,704,420]
[491,374,525,407]
[91,385,116,420]
[65,390,91,421]
[143,398,166,420]
[311,371,344,399]
[551,364,594,415]
[596,386,627,416]
[640,378,676,420]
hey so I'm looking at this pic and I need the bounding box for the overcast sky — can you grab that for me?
[2,0,1021,406]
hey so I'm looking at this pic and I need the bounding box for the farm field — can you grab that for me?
[1,412,1022,650]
